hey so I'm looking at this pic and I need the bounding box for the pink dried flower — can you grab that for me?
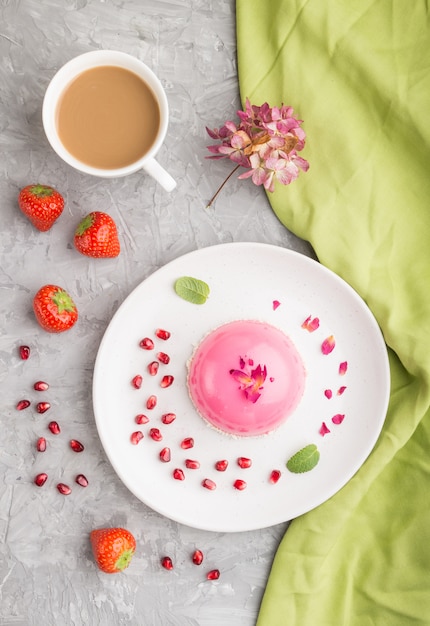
[321,335,336,355]
[230,359,267,403]
[206,99,309,206]
[301,315,320,332]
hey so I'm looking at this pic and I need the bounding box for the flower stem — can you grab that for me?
[206,164,241,208]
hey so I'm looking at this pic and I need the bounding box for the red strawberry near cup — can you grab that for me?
[90,528,136,574]
[18,184,64,231]
[74,211,120,258]
[33,284,78,333]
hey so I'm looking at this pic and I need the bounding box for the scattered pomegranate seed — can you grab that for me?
[159,447,171,462]
[36,401,51,414]
[19,345,30,360]
[237,457,252,469]
[16,399,31,411]
[157,351,170,365]
[233,479,247,490]
[160,375,174,388]
[48,421,61,435]
[34,381,49,391]
[173,468,185,481]
[36,437,47,452]
[148,361,159,376]
[149,428,163,441]
[34,473,48,487]
[70,439,84,453]
[75,474,89,487]
[161,556,173,570]
[57,483,71,495]
[130,431,144,445]
[180,437,194,450]
[269,470,281,484]
[202,478,216,490]
[131,375,143,389]
[146,395,157,410]
[215,459,228,472]
[161,412,176,425]
[135,414,149,425]
[139,337,154,350]
[155,328,171,340]
[192,549,204,565]
[206,569,220,580]
[185,459,200,469]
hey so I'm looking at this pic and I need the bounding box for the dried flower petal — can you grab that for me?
[319,422,331,436]
[324,389,333,399]
[321,335,336,355]
[332,413,345,425]
[301,315,320,332]
[272,300,281,310]
[339,361,348,375]
[337,386,347,396]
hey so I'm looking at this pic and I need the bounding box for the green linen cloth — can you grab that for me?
[236,1,430,624]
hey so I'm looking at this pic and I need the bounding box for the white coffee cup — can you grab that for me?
[42,50,176,192]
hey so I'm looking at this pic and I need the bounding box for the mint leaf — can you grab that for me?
[174,276,210,305]
[286,444,320,473]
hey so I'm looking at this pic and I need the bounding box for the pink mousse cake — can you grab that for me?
[187,320,306,437]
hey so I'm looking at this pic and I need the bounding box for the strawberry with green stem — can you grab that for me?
[74,211,120,258]
[33,284,78,333]
[18,184,64,231]
[90,528,136,574]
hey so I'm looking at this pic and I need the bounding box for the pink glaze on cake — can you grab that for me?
[188,320,306,437]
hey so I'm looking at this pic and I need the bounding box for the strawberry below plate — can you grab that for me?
[92,242,390,532]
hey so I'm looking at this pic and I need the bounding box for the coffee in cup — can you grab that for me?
[43,50,176,191]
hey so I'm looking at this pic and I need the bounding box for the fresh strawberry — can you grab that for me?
[33,284,78,333]
[74,211,120,258]
[18,184,64,231]
[90,528,136,574]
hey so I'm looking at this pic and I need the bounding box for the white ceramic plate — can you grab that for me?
[93,242,390,532]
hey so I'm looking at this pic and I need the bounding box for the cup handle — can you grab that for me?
[142,157,176,192]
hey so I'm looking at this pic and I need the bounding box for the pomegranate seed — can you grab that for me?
[57,483,71,495]
[48,421,61,435]
[161,412,176,425]
[146,395,157,410]
[36,437,47,452]
[130,431,144,445]
[161,556,173,570]
[215,460,228,472]
[269,470,281,484]
[139,337,154,350]
[36,402,51,414]
[157,351,170,365]
[192,549,204,565]
[202,478,216,490]
[155,328,171,340]
[131,375,143,389]
[34,472,48,487]
[148,361,159,376]
[19,345,30,360]
[70,439,84,453]
[75,474,89,487]
[16,399,30,411]
[237,457,252,469]
[173,468,185,481]
[149,428,163,441]
[185,459,200,469]
[159,447,171,462]
[207,569,220,580]
[160,375,174,388]
[34,381,49,391]
[180,437,194,450]
[233,479,247,490]
[135,413,149,425]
